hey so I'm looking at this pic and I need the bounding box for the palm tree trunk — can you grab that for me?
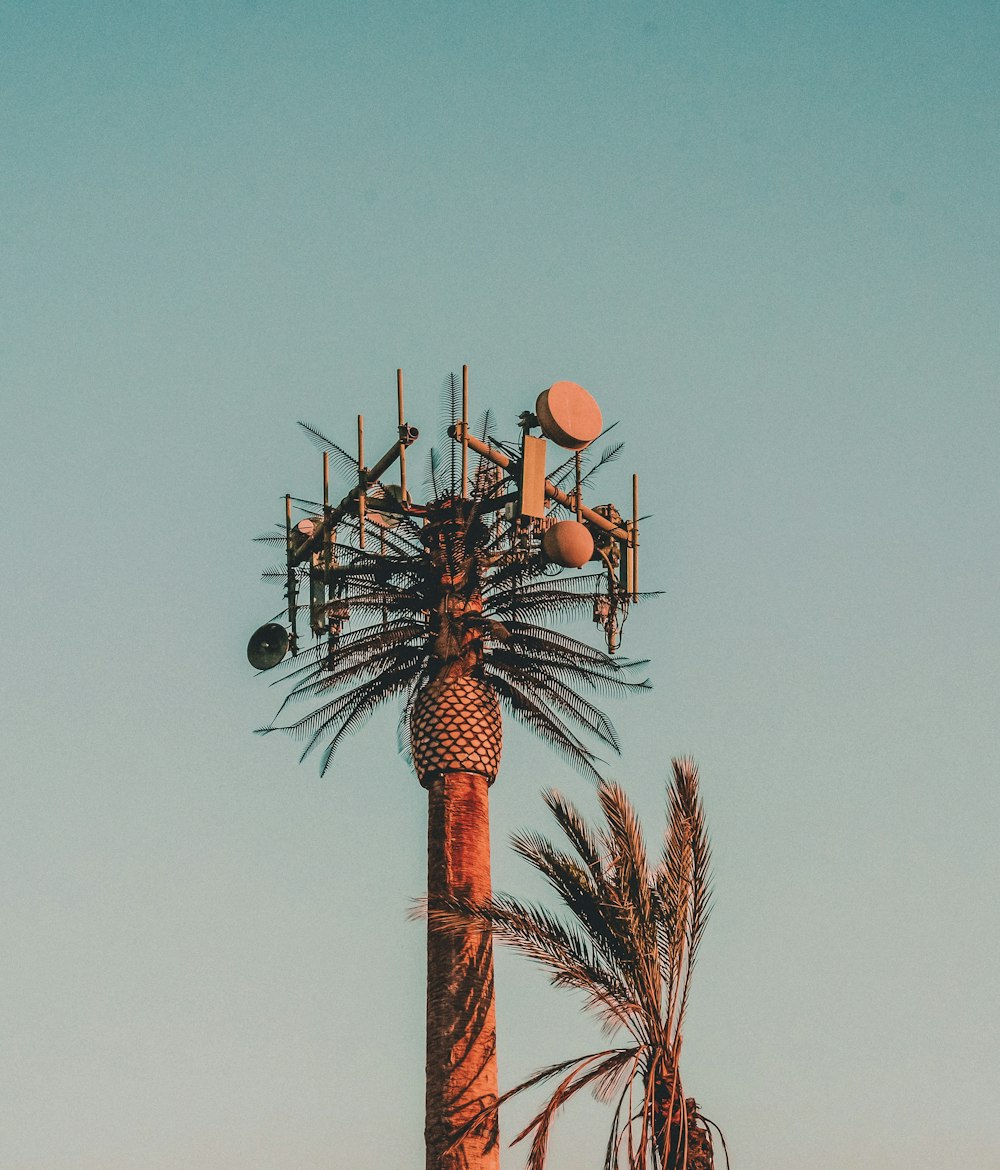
[650,1063,686,1170]
[425,769,500,1170]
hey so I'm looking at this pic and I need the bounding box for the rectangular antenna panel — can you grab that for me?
[618,538,636,597]
[518,434,547,518]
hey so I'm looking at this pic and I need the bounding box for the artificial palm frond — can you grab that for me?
[441,371,461,494]
[424,445,445,501]
[287,494,324,511]
[296,420,361,481]
[548,423,620,489]
[429,760,722,1170]
[256,393,650,782]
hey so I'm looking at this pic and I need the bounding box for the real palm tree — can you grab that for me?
[253,392,651,1170]
[432,758,723,1170]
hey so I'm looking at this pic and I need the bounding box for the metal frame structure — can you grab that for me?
[255,367,640,669]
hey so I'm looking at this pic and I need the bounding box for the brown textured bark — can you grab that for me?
[425,770,500,1170]
[652,1072,715,1170]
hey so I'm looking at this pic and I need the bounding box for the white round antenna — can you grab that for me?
[542,520,595,568]
[535,381,602,450]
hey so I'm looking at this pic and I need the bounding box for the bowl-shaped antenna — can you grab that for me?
[247,623,289,671]
[541,520,595,568]
[535,381,602,450]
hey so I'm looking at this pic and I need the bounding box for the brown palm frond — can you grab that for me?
[516,1049,638,1170]
[266,620,424,686]
[258,655,424,768]
[428,894,636,1027]
[269,642,426,719]
[506,833,640,1012]
[505,630,616,672]
[659,759,712,1046]
[542,789,606,882]
[487,652,650,705]
[443,763,718,1169]
[440,371,461,493]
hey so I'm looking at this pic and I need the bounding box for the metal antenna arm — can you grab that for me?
[288,430,418,564]
[285,494,298,652]
[452,421,634,544]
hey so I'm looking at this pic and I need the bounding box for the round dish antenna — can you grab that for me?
[247,623,289,671]
[535,381,602,450]
[542,519,595,568]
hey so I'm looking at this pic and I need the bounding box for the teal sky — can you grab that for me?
[2,2,998,1167]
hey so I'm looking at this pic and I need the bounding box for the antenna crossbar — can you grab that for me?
[451,421,634,545]
[289,431,417,563]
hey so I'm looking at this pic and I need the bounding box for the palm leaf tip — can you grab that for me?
[256,397,656,779]
[449,759,716,1170]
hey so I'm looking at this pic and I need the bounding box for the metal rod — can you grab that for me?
[357,414,366,549]
[461,364,469,500]
[367,438,411,490]
[323,451,332,612]
[285,432,418,563]
[289,434,418,564]
[574,452,582,521]
[397,368,407,501]
[453,422,631,542]
[285,493,297,649]
[632,473,639,602]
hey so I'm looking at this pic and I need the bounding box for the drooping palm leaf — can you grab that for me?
[428,759,722,1170]
[257,397,650,782]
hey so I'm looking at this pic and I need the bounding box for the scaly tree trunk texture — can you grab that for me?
[424,768,500,1170]
[412,499,502,1170]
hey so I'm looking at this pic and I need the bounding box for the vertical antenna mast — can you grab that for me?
[357,414,366,549]
[461,364,469,499]
[397,369,407,501]
[322,450,332,647]
[632,473,639,602]
[285,493,297,653]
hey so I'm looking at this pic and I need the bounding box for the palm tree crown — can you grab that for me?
[254,396,651,778]
[433,758,722,1170]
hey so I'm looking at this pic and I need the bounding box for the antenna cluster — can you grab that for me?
[247,367,642,670]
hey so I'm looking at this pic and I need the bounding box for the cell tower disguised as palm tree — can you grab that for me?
[246,368,650,1170]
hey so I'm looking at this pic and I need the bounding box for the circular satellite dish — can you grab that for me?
[247,623,289,671]
[535,381,602,450]
[542,520,595,568]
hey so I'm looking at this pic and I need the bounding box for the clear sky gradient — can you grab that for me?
[2,3,998,1168]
